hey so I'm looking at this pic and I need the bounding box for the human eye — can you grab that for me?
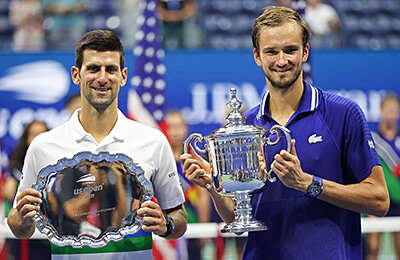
[87,65,99,72]
[106,66,118,73]
[284,47,299,54]
[264,49,277,55]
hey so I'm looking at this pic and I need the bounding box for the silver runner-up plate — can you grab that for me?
[31,151,153,248]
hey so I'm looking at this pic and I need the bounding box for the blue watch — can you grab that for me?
[305,175,324,198]
[160,213,175,238]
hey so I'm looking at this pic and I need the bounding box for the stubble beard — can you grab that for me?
[264,65,302,92]
[86,92,117,114]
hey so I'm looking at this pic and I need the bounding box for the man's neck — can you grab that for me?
[268,80,304,126]
[79,105,118,144]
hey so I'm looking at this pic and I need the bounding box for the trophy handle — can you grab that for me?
[184,133,206,154]
[263,125,292,183]
[183,133,213,190]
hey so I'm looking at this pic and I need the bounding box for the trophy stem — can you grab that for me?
[221,191,268,233]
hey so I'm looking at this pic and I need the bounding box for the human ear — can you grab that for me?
[71,66,80,85]
[253,48,262,67]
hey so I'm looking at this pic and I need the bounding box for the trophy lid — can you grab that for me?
[208,88,266,139]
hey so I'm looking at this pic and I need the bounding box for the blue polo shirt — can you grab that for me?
[242,81,380,260]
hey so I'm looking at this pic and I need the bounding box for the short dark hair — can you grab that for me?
[252,6,310,55]
[75,30,125,70]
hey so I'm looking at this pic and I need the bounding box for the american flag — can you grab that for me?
[128,0,168,133]
[128,1,187,259]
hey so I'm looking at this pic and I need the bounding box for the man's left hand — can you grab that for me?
[271,139,312,192]
[137,201,167,236]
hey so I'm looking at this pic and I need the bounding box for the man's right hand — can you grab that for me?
[7,188,41,239]
[180,144,212,189]
[15,188,42,220]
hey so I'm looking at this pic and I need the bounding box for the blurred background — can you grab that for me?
[0,0,399,259]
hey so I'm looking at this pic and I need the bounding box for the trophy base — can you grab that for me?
[221,220,268,233]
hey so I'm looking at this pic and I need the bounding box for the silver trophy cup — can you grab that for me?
[184,88,291,233]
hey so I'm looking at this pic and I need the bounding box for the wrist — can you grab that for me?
[159,213,175,238]
[304,175,324,198]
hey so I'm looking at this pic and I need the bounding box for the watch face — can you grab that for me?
[309,181,322,196]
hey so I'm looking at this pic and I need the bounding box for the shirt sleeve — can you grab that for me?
[152,133,185,210]
[342,101,381,183]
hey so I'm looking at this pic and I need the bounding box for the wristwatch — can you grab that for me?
[160,213,175,238]
[305,175,324,198]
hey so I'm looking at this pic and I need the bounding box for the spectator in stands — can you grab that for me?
[164,110,210,260]
[64,93,81,115]
[8,0,45,51]
[42,0,88,50]
[367,94,400,260]
[276,0,292,8]
[304,0,342,48]
[4,120,50,260]
[115,0,141,50]
[158,0,202,49]
[52,93,81,127]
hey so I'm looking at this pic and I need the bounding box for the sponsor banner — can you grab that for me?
[0,50,399,172]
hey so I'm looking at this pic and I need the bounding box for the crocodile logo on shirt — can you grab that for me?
[308,134,323,144]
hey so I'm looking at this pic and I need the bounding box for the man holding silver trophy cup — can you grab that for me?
[181,6,389,260]
[7,30,187,259]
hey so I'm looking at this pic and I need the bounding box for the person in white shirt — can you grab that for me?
[7,29,187,259]
[305,0,342,47]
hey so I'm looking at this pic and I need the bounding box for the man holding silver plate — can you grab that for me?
[7,30,187,259]
[181,6,390,260]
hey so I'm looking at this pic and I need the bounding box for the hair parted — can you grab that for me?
[75,30,125,70]
[252,6,310,54]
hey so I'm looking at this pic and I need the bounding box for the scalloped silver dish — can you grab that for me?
[32,151,153,248]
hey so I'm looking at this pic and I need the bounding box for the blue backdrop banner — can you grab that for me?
[0,49,399,172]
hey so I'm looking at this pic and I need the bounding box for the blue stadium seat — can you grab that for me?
[368,36,387,50]
[390,17,400,33]
[350,33,369,49]
[386,34,400,49]
[211,0,242,13]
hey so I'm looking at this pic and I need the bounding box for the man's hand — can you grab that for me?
[15,188,42,222]
[180,144,212,189]
[270,140,312,192]
[8,188,42,239]
[137,201,168,236]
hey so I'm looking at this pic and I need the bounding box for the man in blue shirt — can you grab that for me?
[181,6,389,260]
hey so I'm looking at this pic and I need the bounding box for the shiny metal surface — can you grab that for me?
[184,88,291,233]
[32,151,153,248]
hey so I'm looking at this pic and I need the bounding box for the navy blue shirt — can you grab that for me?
[242,81,380,260]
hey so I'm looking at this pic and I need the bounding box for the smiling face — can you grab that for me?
[71,49,127,113]
[253,21,309,91]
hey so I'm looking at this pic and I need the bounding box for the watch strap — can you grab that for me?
[159,213,175,238]
[305,175,324,197]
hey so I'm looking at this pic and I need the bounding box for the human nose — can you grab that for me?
[277,51,288,66]
[97,68,107,85]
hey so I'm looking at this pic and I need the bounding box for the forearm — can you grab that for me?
[318,173,389,217]
[208,189,235,223]
[197,187,211,223]
[272,145,389,217]
[7,207,35,239]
